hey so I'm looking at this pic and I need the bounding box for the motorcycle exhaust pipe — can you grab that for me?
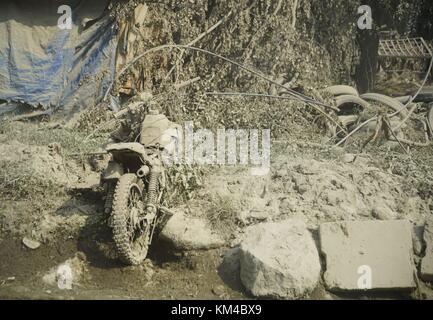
[137,165,150,178]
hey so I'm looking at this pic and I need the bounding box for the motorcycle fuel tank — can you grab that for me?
[140,113,182,151]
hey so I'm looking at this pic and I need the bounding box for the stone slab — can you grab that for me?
[319,220,416,291]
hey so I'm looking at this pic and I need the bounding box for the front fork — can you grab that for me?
[144,166,161,221]
[140,158,165,242]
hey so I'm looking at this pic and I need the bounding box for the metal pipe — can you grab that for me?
[137,165,150,178]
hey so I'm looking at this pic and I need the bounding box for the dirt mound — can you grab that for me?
[0,140,100,242]
[191,150,430,242]
[273,156,429,225]
[0,141,72,189]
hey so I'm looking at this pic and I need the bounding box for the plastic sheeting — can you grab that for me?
[0,0,117,117]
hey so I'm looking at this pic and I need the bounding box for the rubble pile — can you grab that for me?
[274,157,429,225]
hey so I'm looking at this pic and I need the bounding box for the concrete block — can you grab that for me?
[320,220,416,291]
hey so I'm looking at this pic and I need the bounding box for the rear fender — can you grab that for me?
[105,142,149,177]
[106,143,148,159]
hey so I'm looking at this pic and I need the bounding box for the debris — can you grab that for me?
[113,101,146,119]
[22,237,41,250]
[106,44,340,113]
[274,158,428,224]
[239,219,321,299]
[421,219,433,282]
[394,95,412,104]
[212,285,226,297]
[320,220,416,291]
[42,254,87,290]
[338,49,433,147]
[280,72,300,92]
[1,0,433,301]
[371,204,397,220]
[236,197,280,225]
[428,103,433,135]
[173,77,201,90]
[237,209,273,225]
[47,142,62,156]
[205,91,335,107]
[324,85,359,97]
[335,95,370,112]
[378,37,432,60]
[341,153,356,163]
[338,115,359,127]
[360,93,409,117]
[159,211,225,250]
[164,10,234,79]
[291,0,299,28]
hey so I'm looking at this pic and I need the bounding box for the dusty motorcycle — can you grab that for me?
[101,109,181,265]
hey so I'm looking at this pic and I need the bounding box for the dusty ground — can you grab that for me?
[1,116,433,299]
[0,239,247,300]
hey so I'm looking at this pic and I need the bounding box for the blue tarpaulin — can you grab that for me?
[0,0,117,118]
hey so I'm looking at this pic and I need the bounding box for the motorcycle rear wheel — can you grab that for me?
[111,174,150,265]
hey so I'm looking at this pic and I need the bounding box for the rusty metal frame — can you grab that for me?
[378,37,432,59]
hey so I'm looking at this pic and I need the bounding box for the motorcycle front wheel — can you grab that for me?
[111,173,150,265]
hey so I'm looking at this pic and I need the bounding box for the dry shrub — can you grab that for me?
[206,193,239,238]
